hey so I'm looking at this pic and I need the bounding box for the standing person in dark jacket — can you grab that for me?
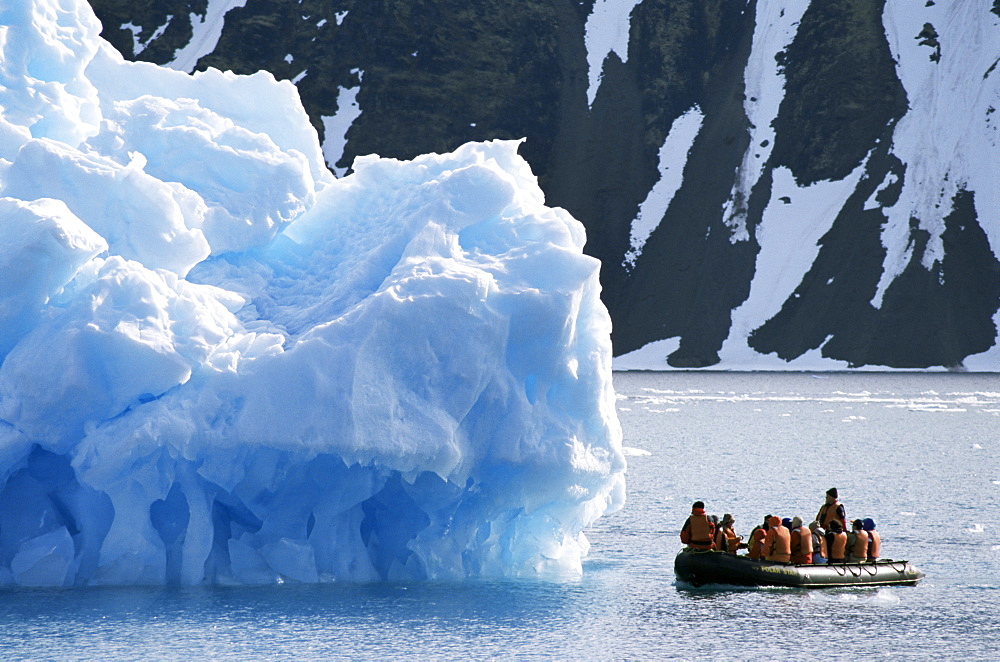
[816,487,846,532]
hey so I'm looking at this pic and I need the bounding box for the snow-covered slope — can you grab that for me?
[88,0,1000,370]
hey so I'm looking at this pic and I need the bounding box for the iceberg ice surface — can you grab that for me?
[0,0,625,585]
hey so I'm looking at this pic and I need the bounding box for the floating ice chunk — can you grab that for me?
[622,447,652,457]
[0,0,624,588]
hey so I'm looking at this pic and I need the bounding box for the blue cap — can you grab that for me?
[862,518,876,530]
[781,517,792,528]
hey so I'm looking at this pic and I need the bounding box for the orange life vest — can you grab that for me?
[680,511,715,550]
[867,529,881,560]
[764,525,791,563]
[818,501,845,531]
[828,531,847,562]
[850,529,869,559]
[790,526,812,564]
[748,527,767,560]
[715,527,739,554]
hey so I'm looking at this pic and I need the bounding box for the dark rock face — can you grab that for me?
[564,1,760,368]
[96,0,207,64]
[770,0,908,186]
[87,0,1000,369]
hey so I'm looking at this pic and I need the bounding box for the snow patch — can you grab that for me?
[874,2,1000,307]
[584,0,643,107]
[121,17,173,57]
[612,338,681,370]
[719,161,868,368]
[321,71,364,177]
[168,0,249,74]
[623,105,703,269]
[723,0,809,242]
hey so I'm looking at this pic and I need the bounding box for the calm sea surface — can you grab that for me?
[2,372,998,660]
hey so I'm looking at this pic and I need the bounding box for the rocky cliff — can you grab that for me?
[88,0,1000,369]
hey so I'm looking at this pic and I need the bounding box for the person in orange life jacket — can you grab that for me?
[763,515,791,563]
[825,519,848,563]
[863,518,881,561]
[714,513,745,554]
[808,520,827,564]
[680,501,716,550]
[789,516,813,564]
[847,519,869,562]
[816,487,846,532]
[747,515,771,560]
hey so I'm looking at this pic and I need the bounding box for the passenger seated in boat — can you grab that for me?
[714,513,744,554]
[825,519,847,563]
[816,487,847,533]
[809,521,827,564]
[863,518,881,561]
[763,515,791,563]
[680,501,716,550]
[847,519,869,562]
[747,515,771,560]
[789,516,813,564]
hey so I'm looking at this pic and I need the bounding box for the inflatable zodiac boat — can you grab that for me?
[674,549,925,588]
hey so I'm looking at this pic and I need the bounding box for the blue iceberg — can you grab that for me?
[0,0,625,585]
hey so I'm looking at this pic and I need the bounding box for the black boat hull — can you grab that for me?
[674,550,924,588]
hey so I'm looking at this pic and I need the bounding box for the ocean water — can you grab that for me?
[2,372,997,660]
